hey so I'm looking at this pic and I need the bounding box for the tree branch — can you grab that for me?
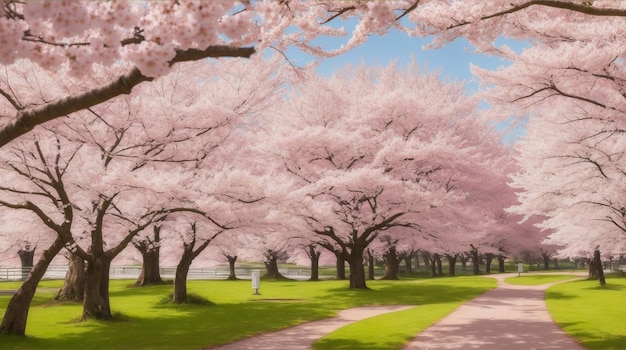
[0,45,255,148]
[448,0,626,29]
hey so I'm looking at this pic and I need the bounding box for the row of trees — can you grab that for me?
[0,53,537,334]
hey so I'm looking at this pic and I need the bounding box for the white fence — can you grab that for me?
[0,265,311,282]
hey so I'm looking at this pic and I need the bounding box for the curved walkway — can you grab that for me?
[207,273,585,350]
[206,305,414,349]
[404,273,585,350]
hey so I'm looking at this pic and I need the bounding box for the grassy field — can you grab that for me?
[0,276,496,350]
[3,274,622,350]
[546,276,626,350]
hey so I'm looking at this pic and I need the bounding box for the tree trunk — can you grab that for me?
[226,255,238,280]
[0,237,65,336]
[446,254,457,276]
[307,245,320,281]
[17,247,35,280]
[55,252,85,302]
[460,254,469,272]
[134,228,163,286]
[414,251,420,269]
[82,257,112,320]
[553,258,559,270]
[367,250,375,280]
[382,246,399,280]
[428,254,437,277]
[347,245,367,289]
[497,255,506,273]
[334,250,346,280]
[173,255,193,304]
[263,252,285,279]
[435,254,442,276]
[593,248,606,286]
[470,246,480,275]
[421,251,431,274]
[403,251,413,275]
[485,253,494,274]
[588,256,597,279]
[542,253,550,270]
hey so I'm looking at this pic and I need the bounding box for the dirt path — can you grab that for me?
[205,305,414,350]
[403,273,586,350]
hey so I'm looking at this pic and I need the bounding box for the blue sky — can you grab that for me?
[285,28,511,92]
[283,27,524,145]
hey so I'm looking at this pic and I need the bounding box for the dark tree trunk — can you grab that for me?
[460,254,469,272]
[403,251,414,275]
[82,257,112,320]
[414,250,420,269]
[134,226,163,286]
[306,245,321,281]
[382,246,399,280]
[136,247,162,286]
[226,255,238,280]
[0,237,65,336]
[542,253,550,270]
[367,250,375,280]
[55,252,85,301]
[470,246,480,275]
[172,224,215,303]
[421,251,431,274]
[17,246,35,280]
[347,246,367,288]
[497,255,506,273]
[173,254,192,304]
[264,251,285,279]
[588,256,597,279]
[593,248,606,286]
[485,253,494,274]
[446,254,457,276]
[435,254,442,276]
[334,250,346,280]
[428,254,438,277]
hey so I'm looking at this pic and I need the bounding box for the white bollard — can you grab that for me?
[251,270,261,295]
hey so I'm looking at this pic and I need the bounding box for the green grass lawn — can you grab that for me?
[546,276,626,350]
[504,274,581,285]
[0,276,495,350]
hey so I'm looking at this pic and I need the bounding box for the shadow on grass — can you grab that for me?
[319,279,495,307]
[544,290,576,300]
[554,324,626,350]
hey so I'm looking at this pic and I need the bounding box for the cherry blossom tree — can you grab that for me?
[508,108,626,285]
[0,131,78,335]
[0,52,288,333]
[261,61,503,288]
[0,121,206,322]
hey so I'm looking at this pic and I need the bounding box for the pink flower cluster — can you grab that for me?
[1,1,264,77]
[0,1,403,78]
